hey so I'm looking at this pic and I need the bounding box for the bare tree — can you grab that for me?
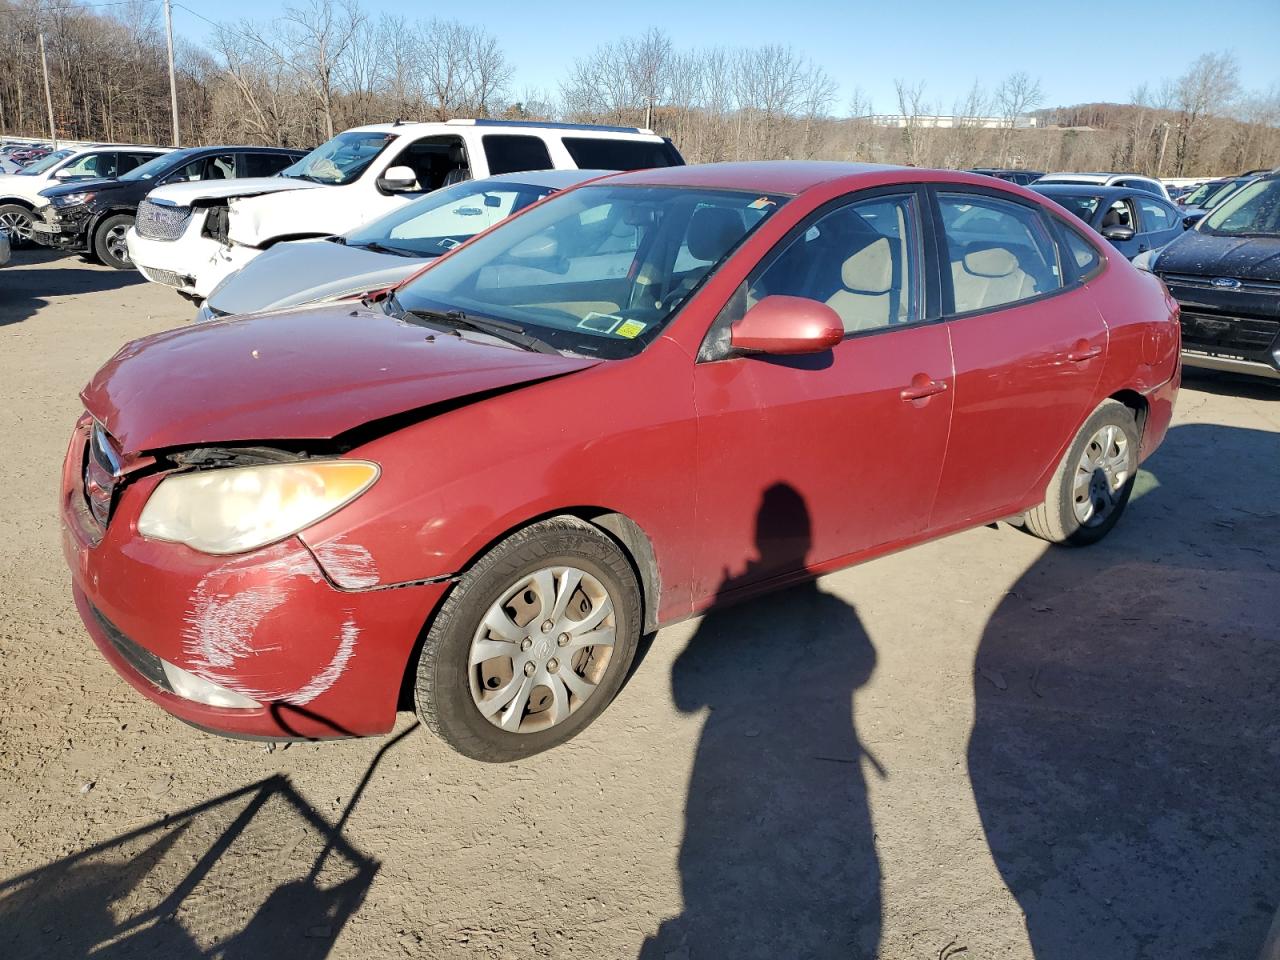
[279,0,365,140]
[994,71,1043,166]
[1171,51,1240,175]
[894,78,933,166]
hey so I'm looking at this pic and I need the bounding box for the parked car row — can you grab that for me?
[0,140,54,174]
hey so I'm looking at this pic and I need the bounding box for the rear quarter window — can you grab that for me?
[561,137,683,171]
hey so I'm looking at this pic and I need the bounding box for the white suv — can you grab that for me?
[126,119,683,300]
[0,144,169,244]
[1035,172,1173,203]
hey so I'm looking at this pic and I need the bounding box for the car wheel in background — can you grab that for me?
[1023,399,1140,546]
[0,204,35,247]
[93,214,135,270]
[414,516,642,762]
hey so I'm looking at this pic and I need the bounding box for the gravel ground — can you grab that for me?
[1,249,1278,959]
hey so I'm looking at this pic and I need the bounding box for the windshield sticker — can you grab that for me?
[748,196,777,210]
[615,319,647,339]
[579,312,624,334]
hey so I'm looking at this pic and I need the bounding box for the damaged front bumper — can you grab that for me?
[126,218,263,300]
[60,417,448,739]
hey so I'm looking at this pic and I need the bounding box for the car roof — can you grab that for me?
[589,160,942,196]
[342,119,667,142]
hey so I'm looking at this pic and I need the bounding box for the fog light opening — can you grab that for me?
[161,660,260,709]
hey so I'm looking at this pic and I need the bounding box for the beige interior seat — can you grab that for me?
[826,237,893,332]
[951,245,1039,314]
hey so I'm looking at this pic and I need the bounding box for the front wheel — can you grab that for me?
[1023,400,1140,546]
[414,517,642,762]
[0,204,35,247]
[93,214,135,270]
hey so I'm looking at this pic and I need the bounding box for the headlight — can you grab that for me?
[138,460,379,554]
[52,192,93,208]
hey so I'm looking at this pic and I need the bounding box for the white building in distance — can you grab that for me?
[856,114,1039,129]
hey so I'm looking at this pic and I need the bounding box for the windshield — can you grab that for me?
[1200,178,1250,211]
[121,150,194,182]
[18,149,73,176]
[346,179,560,258]
[1201,178,1280,237]
[395,184,787,359]
[1039,192,1100,222]
[279,131,393,185]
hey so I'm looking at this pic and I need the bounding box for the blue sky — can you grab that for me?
[175,0,1280,113]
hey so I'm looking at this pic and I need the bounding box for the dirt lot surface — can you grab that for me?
[1,249,1278,959]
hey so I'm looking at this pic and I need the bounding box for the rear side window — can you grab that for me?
[939,193,1063,314]
[1139,197,1176,231]
[562,137,682,171]
[483,135,553,175]
[1057,221,1102,276]
[239,152,296,177]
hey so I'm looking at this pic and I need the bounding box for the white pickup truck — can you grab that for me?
[126,118,684,300]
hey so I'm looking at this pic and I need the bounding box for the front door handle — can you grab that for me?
[900,376,949,402]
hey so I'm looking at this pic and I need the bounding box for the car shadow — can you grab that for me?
[0,248,145,327]
[0,721,418,958]
[640,483,883,960]
[1181,366,1280,401]
[968,422,1280,958]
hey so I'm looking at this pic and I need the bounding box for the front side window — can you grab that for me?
[483,135,553,176]
[346,178,556,258]
[744,193,921,334]
[388,136,469,192]
[1201,178,1280,237]
[59,151,116,179]
[279,131,394,185]
[1045,193,1101,223]
[939,193,1062,314]
[394,185,785,358]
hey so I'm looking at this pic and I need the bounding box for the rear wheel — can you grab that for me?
[414,517,641,762]
[93,214,135,270]
[0,204,35,247]
[1024,400,1140,546]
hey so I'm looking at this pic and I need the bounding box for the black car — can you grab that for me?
[1141,171,1280,382]
[32,146,306,269]
[1032,184,1190,260]
[968,168,1044,186]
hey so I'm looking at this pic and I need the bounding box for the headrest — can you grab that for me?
[449,143,467,164]
[840,237,893,294]
[963,245,1018,278]
[1102,207,1123,227]
[687,206,744,263]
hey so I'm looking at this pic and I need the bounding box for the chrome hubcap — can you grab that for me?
[1072,424,1132,526]
[468,566,616,734]
[105,224,130,263]
[0,210,33,241]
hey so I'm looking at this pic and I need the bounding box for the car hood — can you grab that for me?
[144,176,322,207]
[82,303,601,453]
[40,176,124,198]
[207,239,427,316]
[1156,229,1280,282]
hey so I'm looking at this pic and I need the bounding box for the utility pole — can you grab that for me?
[163,0,180,146]
[1156,121,1171,178]
[38,32,56,149]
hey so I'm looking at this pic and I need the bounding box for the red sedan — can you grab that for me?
[62,162,1180,760]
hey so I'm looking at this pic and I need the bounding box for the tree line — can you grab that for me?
[1,0,1276,176]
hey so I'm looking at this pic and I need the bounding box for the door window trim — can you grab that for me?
[927,183,1083,320]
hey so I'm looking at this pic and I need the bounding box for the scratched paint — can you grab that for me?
[181,544,359,704]
[312,539,380,589]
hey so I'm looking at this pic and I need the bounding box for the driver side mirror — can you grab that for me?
[53,167,77,180]
[377,165,418,193]
[1182,212,1205,229]
[730,295,844,356]
[1101,224,1135,242]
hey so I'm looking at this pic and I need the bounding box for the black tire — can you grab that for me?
[0,203,35,248]
[93,213,135,270]
[1024,399,1140,546]
[415,516,642,762]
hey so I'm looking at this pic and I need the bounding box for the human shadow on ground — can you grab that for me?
[0,248,144,327]
[969,423,1280,959]
[0,722,418,958]
[641,483,883,960]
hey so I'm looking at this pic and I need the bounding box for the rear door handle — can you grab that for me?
[900,377,949,401]
[1066,345,1103,363]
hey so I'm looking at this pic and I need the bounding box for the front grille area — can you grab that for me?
[137,264,192,289]
[83,421,121,527]
[135,199,193,240]
[1179,311,1280,358]
[88,603,172,693]
[1163,272,1280,295]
